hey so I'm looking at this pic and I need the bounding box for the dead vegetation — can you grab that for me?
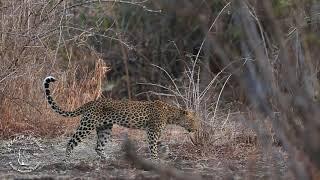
[0,0,108,138]
[1,0,320,179]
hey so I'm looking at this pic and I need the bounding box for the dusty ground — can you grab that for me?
[0,126,290,179]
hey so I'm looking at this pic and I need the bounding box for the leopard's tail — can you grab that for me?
[43,76,84,117]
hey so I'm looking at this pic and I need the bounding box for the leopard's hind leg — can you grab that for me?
[65,115,95,159]
[95,123,113,159]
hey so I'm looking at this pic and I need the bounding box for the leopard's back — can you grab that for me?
[93,99,154,129]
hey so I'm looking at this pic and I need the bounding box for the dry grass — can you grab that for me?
[0,0,108,138]
[1,0,320,179]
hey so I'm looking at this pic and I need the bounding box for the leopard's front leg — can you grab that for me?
[146,127,162,160]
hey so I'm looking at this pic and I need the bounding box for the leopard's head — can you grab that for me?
[177,109,200,133]
[156,101,200,133]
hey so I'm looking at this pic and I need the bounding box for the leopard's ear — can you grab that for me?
[155,100,167,109]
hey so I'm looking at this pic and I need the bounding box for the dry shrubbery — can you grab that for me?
[113,0,320,178]
[216,1,320,178]
[1,0,320,178]
[0,0,107,138]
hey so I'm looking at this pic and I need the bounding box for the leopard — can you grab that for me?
[43,76,199,160]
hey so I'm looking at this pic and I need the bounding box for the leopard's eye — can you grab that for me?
[182,110,188,115]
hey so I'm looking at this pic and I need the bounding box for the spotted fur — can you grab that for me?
[43,76,199,160]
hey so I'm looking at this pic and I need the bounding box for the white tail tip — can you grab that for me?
[43,76,56,85]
